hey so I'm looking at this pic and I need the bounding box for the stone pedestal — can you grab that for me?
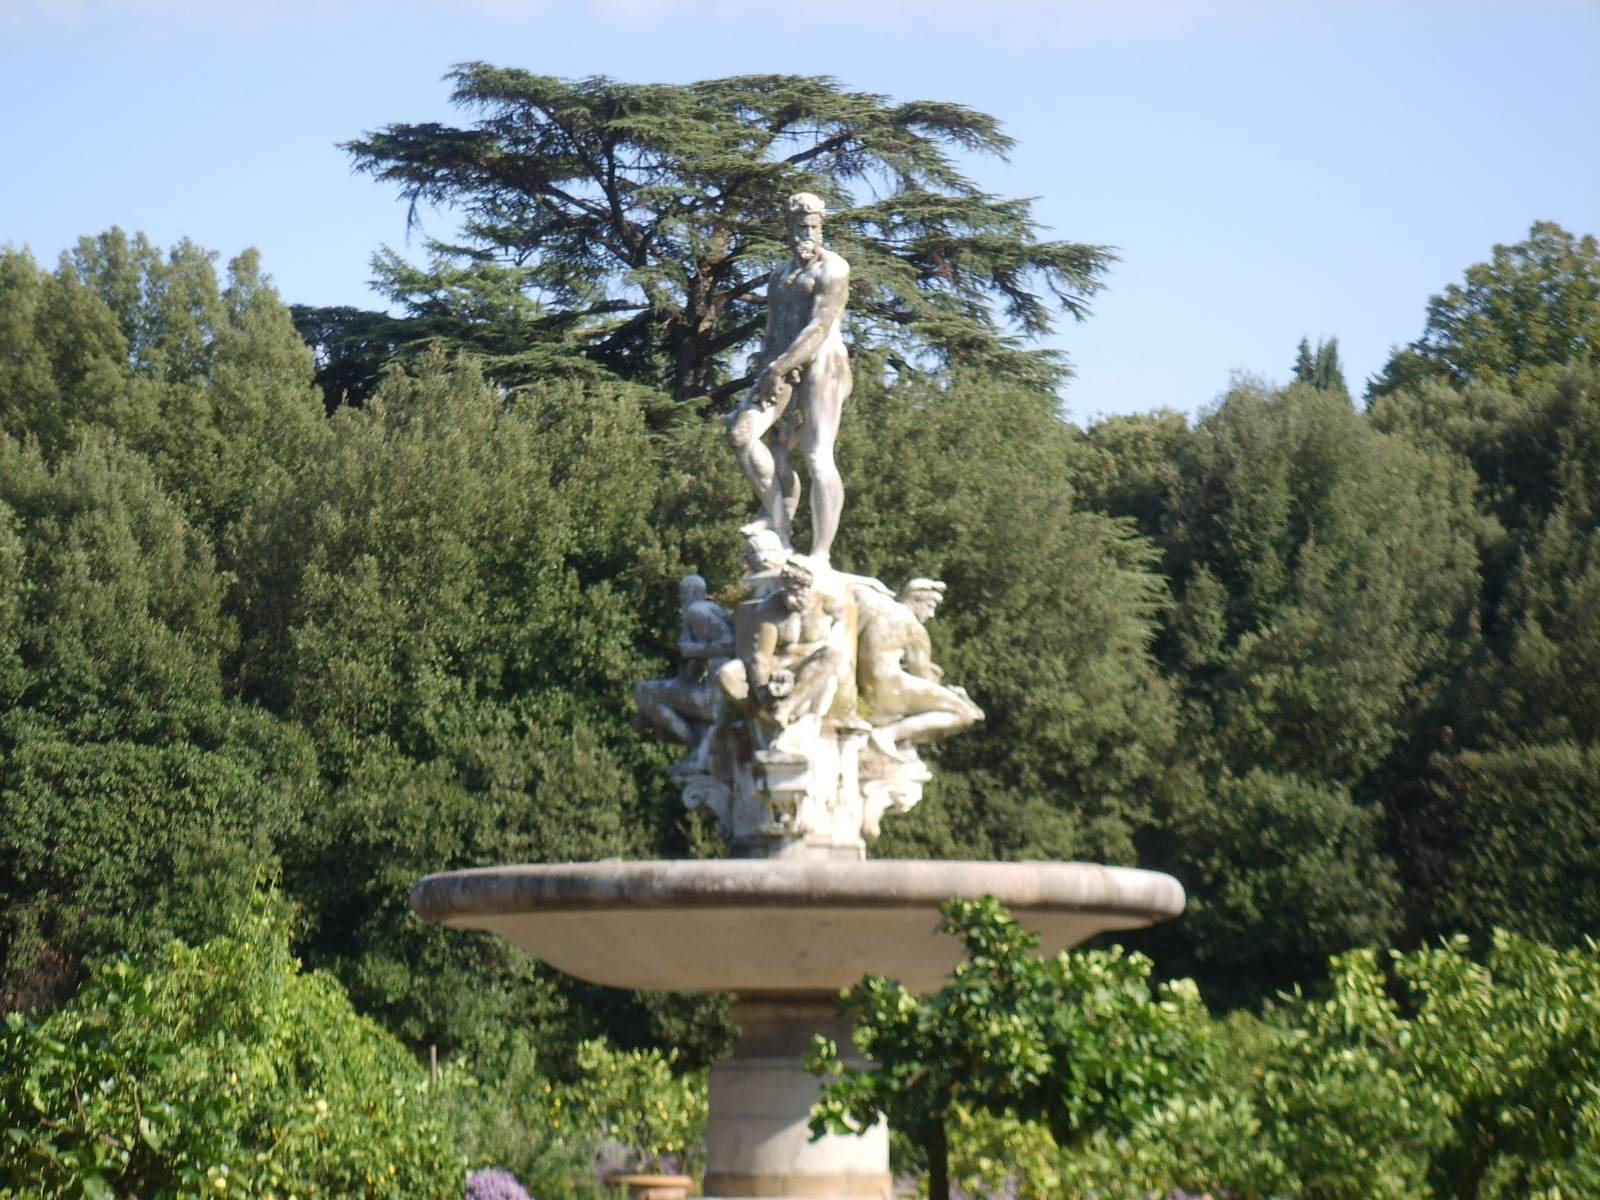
[705,998,890,1200]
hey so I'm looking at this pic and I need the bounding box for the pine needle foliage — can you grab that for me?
[328,65,1113,409]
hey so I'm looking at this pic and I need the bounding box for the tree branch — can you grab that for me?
[714,274,768,306]
[703,314,765,356]
[704,372,757,406]
[784,129,860,167]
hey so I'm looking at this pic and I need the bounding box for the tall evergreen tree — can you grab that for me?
[0,247,131,457]
[232,350,733,1062]
[315,65,1113,410]
[1293,336,1348,398]
[64,230,327,546]
[0,237,328,1013]
[0,432,315,1013]
[1362,226,1600,951]
[1294,337,1315,386]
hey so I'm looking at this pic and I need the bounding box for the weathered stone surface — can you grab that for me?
[634,574,736,777]
[629,197,998,858]
[706,999,891,1200]
[726,192,852,564]
[638,554,982,858]
[410,859,1186,994]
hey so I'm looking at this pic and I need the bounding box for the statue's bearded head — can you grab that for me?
[786,192,826,264]
[743,527,787,575]
[780,554,820,612]
[901,578,946,624]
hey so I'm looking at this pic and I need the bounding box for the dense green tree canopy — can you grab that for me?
[1159,382,1480,786]
[1366,304,1599,953]
[237,354,688,1056]
[1369,221,1600,398]
[11,214,1596,1032]
[0,247,129,456]
[6,96,1600,1190]
[0,428,316,1014]
[828,369,1183,864]
[316,65,1112,408]
[910,923,1600,1200]
[1086,380,1485,998]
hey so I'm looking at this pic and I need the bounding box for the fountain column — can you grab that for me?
[706,997,890,1200]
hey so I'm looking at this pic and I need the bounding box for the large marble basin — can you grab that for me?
[410,858,1185,994]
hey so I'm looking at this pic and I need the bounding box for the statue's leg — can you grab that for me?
[727,399,792,547]
[773,648,843,726]
[797,348,851,562]
[897,676,981,720]
[771,439,801,527]
[635,680,696,746]
[868,676,982,756]
[879,709,969,748]
[715,658,750,705]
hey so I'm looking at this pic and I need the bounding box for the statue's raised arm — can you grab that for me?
[726,193,853,564]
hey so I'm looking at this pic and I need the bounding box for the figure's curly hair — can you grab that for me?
[782,554,822,587]
[787,191,826,218]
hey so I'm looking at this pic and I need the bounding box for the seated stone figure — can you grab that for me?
[725,554,855,753]
[740,523,788,598]
[634,574,735,774]
[856,578,983,761]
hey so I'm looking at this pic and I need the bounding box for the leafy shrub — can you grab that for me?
[942,929,1600,1199]
[556,1038,707,1176]
[438,1031,607,1200]
[0,897,463,1199]
[440,1031,705,1200]
[810,896,1206,1200]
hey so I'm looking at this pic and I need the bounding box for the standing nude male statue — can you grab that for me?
[726,192,852,563]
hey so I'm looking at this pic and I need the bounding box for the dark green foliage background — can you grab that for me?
[4,207,1598,1029]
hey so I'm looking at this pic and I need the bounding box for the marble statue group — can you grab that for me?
[635,193,983,857]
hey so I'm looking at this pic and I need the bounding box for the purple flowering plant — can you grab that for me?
[466,1166,534,1200]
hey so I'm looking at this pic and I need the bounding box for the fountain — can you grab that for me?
[411,193,1185,1200]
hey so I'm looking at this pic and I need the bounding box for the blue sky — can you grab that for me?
[3,0,1596,421]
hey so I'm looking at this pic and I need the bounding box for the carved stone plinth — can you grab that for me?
[683,724,873,859]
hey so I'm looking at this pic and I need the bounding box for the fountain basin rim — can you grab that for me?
[409,859,1184,992]
[411,858,1185,925]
